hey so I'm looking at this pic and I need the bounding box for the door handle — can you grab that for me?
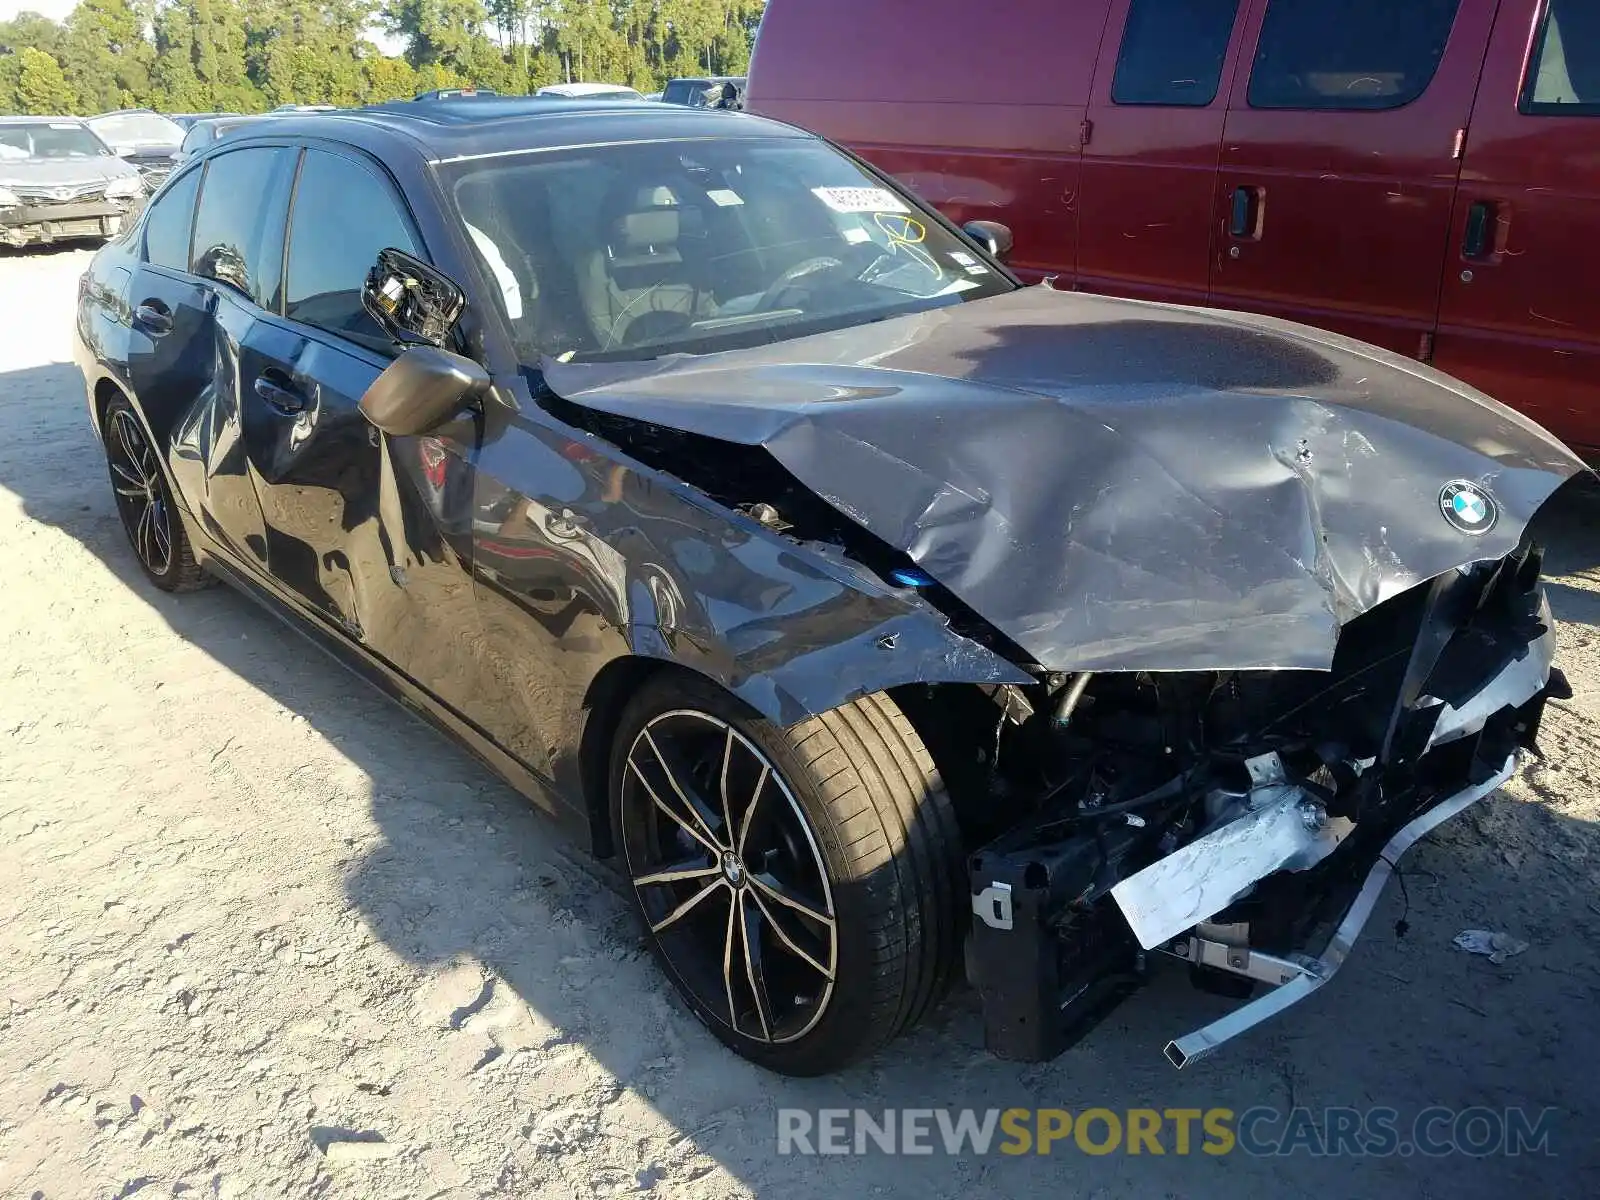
[1229,186,1265,240]
[133,302,173,335]
[1462,200,1498,260]
[253,375,306,415]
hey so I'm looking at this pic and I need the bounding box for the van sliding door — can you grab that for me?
[1209,0,1499,360]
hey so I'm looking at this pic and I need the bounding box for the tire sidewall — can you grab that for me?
[102,397,182,589]
[609,671,907,1075]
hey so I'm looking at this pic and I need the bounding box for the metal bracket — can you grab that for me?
[1162,933,1310,988]
[972,882,1014,931]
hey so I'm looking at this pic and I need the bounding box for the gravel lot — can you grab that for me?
[2,245,1598,1199]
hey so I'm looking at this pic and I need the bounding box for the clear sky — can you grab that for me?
[0,1,408,56]
[1,0,76,20]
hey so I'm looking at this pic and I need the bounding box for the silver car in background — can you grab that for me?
[84,109,185,191]
[0,118,145,248]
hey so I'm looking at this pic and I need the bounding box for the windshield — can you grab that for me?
[0,122,110,161]
[447,137,1015,363]
[86,112,183,148]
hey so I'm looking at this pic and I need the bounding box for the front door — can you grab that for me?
[1434,0,1600,452]
[1209,0,1499,359]
[245,145,488,712]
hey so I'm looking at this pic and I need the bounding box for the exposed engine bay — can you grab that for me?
[947,542,1563,1065]
[546,384,1569,1066]
[539,284,1586,1066]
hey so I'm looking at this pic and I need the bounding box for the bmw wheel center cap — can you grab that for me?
[1439,480,1498,535]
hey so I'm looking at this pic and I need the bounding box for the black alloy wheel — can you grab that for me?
[620,709,839,1045]
[611,673,967,1075]
[102,398,209,592]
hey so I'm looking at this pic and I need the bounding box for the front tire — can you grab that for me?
[610,672,965,1075]
[102,397,209,593]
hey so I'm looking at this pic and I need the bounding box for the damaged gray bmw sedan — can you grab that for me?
[73,99,1585,1075]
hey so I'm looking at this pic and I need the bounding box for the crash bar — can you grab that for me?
[1163,752,1517,1069]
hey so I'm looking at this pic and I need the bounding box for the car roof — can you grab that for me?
[0,115,90,125]
[243,99,810,164]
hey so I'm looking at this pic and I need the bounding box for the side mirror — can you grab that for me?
[963,220,1014,261]
[361,247,467,349]
[359,345,491,437]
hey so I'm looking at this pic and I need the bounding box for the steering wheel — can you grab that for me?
[754,256,846,312]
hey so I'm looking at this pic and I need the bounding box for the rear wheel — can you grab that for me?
[102,397,209,593]
[610,672,965,1075]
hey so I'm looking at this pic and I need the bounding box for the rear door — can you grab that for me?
[1209,0,1499,358]
[1077,0,1251,305]
[1434,0,1600,451]
[128,148,297,575]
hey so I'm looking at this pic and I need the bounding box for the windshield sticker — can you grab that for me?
[813,186,909,214]
[949,251,977,266]
[965,265,991,275]
[706,188,744,207]
[842,227,873,245]
[49,122,80,130]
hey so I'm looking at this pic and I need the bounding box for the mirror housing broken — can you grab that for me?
[361,247,466,349]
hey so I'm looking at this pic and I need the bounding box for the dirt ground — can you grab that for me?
[2,245,1597,1199]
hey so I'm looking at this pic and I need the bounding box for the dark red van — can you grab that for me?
[748,0,1600,453]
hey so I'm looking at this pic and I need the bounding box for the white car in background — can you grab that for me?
[535,83,644,101]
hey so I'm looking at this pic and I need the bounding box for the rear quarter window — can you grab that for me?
[143,168,201,271]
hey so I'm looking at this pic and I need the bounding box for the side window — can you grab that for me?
[1112,0,1241,107]
[190,147,296,307]
[1523,0,1600,115]
[284,149,419,353]
[143,167,201,271]
[1248,0,1461,111]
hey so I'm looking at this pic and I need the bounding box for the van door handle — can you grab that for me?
[134,302,173,335]
[1229,187,1264,240]
[254,374,306,415]
[1462,201,1498,260]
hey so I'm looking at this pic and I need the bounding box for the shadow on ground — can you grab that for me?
[3,354,1598,1197]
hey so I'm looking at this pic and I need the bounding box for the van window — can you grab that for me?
[1523,0,1600,115]
[1248,0,1461,111]
[1112,0,1241,107]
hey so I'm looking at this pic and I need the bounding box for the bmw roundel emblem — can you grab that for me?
[1439,480,1498,535]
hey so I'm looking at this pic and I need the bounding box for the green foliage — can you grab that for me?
[0,0,763,116]
[14,46,78,114]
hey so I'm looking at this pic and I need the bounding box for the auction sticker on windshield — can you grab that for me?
[813,186,909,214]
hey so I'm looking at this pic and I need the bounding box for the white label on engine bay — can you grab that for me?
[813,186,909,214]
[706,188,744,207]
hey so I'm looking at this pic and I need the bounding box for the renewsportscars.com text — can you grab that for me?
[776,1106,1558,1158]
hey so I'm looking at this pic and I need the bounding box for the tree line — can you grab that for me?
[0,0,765,116]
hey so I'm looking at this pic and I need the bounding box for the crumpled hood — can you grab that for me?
[544,286,1586,672]
[0,156,139,188]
